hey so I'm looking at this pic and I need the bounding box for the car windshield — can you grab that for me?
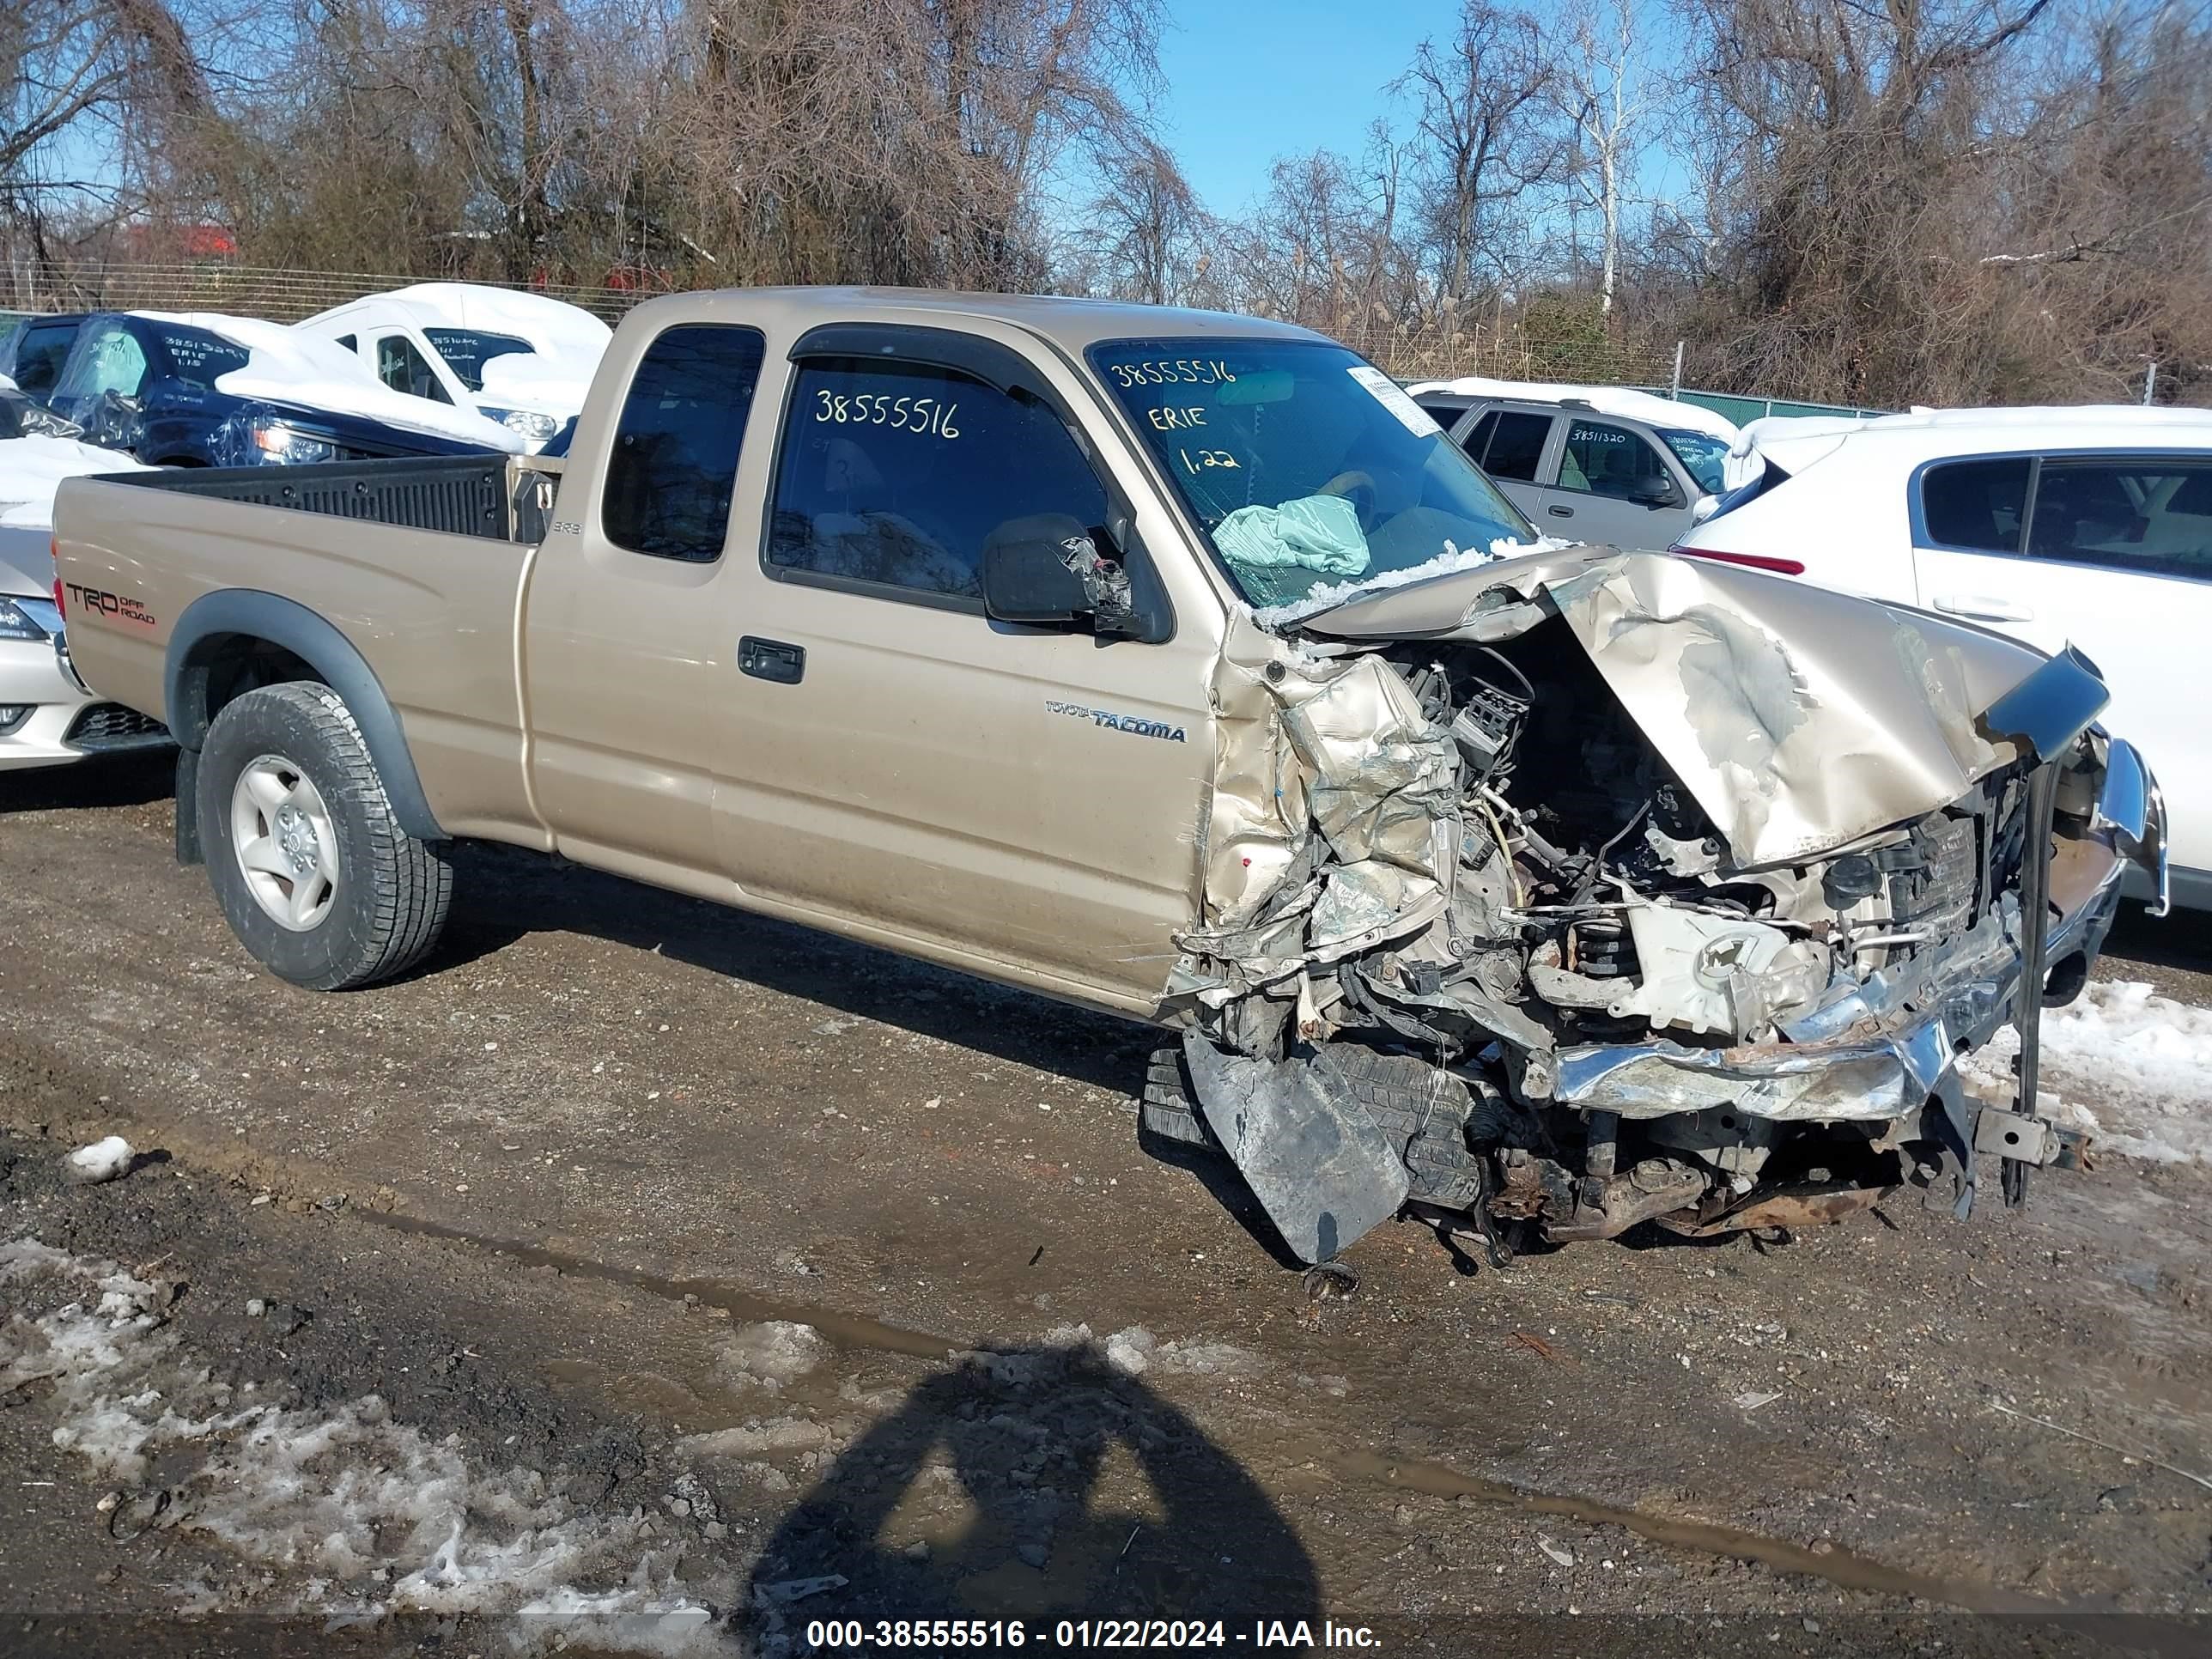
[1088,337,1537,611]
[1659,428,1729,495]
[422,327,533,392]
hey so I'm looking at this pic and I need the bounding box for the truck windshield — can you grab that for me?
[422,328,533,392]
[1658,428,1729,495]
[1088,337,1537,611]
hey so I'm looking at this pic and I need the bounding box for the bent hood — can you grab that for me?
[1289,547,2075,868]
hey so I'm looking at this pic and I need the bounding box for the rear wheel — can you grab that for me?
[198,683,453,989]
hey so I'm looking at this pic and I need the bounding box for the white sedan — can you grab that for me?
[1676,405,2209,907]
[0,439,170,771]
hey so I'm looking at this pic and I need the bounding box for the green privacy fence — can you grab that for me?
[1638,386,1892,425]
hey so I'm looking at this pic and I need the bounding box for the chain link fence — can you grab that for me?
[0,261,648,325]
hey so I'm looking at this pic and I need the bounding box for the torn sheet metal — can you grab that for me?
[1290,547,2056,868]
[1166,640,1462,1024]
[1155,543,2153,1255]
[1180,1032,1411,1263]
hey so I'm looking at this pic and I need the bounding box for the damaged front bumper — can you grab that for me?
[1555,737,2159,1123]
[1163,548,2167,1265]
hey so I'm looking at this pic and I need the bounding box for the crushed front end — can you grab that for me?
[1158,550,2166,1263]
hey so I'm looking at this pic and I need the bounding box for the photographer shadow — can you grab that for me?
[740,1346,1320,1647]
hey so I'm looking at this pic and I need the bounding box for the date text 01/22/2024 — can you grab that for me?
[802,1620,1382,1650]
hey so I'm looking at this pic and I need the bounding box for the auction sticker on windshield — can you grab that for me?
[1346,366,1439,437]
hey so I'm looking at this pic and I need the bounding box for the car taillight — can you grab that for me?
[1674,546,1806,577]
[53,576,64,618]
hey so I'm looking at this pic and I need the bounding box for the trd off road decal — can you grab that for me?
[63,584,156,628]
[1044,698,1186,743]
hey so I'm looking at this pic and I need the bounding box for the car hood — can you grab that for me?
[1284,546,2079,868]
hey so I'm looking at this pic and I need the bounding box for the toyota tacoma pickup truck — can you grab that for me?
[50,288,2167,1264]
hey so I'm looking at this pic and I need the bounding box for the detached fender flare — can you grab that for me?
[165,589,446,842]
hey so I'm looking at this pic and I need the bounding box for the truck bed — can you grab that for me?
[109,453,557,544]
[55,455,550,840]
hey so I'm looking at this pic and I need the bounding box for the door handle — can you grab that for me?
[738,635,805,684]
[1930,594,2035,623]
[1547,504,1575,518]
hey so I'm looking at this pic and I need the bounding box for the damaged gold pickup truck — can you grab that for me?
[50,289,2166,1264]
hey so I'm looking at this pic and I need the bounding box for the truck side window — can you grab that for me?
[767,358,1108,605]
[375,335,453,404]
[1459,410,1498,465]
[11,321,81,397]
[1481,411,1550,482]
[156,326,251,388]
[1557,419,1677,505]
[602,325,766,562]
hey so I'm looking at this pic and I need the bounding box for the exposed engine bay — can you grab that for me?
[1152,549,2164,1265]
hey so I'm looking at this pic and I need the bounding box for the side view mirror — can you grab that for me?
[1690,492,1720,526]
[1630,478,1680,508]
[103,390,145,416]
[981,514,1147,640]
[982,529,1097,627]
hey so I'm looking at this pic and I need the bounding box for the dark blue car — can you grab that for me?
[29,313,505,467]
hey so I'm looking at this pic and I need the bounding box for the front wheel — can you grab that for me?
[198,683,453,989]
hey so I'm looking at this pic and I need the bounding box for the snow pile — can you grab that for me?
[0,435,154,528]
[1097,1326,1267,1379]
[137,311,522,452]
[1252,533,1571,628]
[0,1238,722,1652]
[1405,374,1740,442]
[714,1320,828,1392]
[1961,979,2212,1164]
[967,1322,1268,1382]
[63,1134,135,1185]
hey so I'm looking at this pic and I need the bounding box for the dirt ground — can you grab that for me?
[1,755,2207,1656]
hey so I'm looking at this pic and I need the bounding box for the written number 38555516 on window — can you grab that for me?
[815,389,960,439]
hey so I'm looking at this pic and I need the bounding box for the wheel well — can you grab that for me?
[175,633,321,747]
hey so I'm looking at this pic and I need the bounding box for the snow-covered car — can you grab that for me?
[1408,375,1738,552]
[1677,405,2210,908]
[0,437,168,770]
[295,283,612,452]
[37,311,521,467]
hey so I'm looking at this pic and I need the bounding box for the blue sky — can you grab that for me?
[1152,0,1444,216]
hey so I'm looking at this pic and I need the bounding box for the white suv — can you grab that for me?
[1408,377,1737,551]
[1677,405,2211,907]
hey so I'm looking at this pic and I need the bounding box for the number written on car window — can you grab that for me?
[1105,359,1237,388]
[813,389,961,439]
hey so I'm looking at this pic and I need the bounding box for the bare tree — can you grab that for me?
[1395,0,1563,309]
[1086,134,1204,305]
[1552,0,1655,314]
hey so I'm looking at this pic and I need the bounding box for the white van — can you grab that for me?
[295,283,611,452]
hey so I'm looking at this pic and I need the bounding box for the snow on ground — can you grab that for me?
[715,1319,828,1393]
[137,311,523,452]
[0,1239,722,1652]
[0,435,153,528]
[1405,374,1740,441]
[1960,978,2212,1164]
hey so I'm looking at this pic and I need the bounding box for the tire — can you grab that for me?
[1139,1043,1218,1150]
[198,683,453,990]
